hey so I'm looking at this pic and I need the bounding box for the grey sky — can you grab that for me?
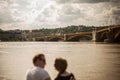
[0,0,119,30]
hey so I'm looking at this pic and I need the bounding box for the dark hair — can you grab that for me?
[33,54,45,65]
[54,58,68,75]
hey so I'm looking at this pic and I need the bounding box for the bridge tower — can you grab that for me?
[106,25,114,42]
[63,34,67,41]
[92,26,96,41]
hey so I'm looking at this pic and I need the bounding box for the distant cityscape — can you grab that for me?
[0,25,110,41]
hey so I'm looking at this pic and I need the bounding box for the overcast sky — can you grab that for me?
[0,0,120,30]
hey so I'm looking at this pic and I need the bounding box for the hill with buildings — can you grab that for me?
[0,25,109,41]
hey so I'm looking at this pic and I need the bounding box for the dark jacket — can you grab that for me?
[55,73,75,80]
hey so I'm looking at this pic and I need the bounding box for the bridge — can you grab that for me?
[35,25,120,42]
[35,32,92,42]
[96,25,120,42]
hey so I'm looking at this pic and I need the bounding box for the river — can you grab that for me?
[0,42,120,80]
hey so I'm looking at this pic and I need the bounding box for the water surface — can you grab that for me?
[0,42,120,80]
